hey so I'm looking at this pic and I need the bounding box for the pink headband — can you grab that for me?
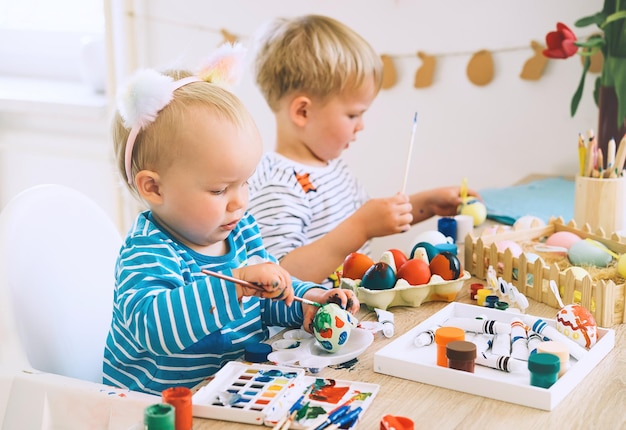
[123,76,200,184]
[117,42,247,186]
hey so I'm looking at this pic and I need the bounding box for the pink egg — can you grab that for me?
[546,231,582,250]
[495,240,523,257]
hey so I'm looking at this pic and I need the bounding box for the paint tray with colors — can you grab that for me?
[192,361,379,428]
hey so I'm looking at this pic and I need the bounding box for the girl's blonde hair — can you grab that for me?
[254,15,383,111]
[111,70,257,198]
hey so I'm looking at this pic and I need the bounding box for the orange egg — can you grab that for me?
[342,252,375,280]
[429,252,462,280]
[397,259,431,285]
[388,248,408,269]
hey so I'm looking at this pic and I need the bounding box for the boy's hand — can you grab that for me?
[427,186,482,217]
[233,263,295,305]
[301,288,360,334]
[355,193,413,238]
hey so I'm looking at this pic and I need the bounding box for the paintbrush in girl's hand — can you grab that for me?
[202,269,322,307]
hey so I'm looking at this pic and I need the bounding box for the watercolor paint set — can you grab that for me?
[192,361,379,428]
[373,302,615,410]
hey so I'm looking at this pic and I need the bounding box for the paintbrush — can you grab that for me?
[202,269,322,307]
[400,112,418,194]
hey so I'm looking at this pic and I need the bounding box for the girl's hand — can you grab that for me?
[300,288,360,334]
[233,263,295,306]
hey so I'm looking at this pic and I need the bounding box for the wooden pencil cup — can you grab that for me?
[574,175,626,233]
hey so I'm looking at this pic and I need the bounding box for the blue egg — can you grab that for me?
[410,241,440,261]
[567,240,613,267]
[361,262,396,290]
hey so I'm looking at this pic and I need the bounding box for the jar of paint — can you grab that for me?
[536,341,570,377]
[495,301,509,311]
[144,403,175,430]
[485,295,499,308]
[528,353,560,388]
[469,283,483,300]
[446,340,477,373]
[162,387,192,430]
[476,289,491,306]
[435,326,465,367]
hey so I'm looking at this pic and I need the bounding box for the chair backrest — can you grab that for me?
[0,184,121,383]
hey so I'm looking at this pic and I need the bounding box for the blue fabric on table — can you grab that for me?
[479,177,575,226]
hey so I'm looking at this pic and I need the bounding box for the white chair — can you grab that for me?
[0,184,159,430]
[0,184,121,383]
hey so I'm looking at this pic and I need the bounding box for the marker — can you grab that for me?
[413,329,435,347]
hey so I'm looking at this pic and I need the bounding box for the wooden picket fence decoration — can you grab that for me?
[464,217,626,327]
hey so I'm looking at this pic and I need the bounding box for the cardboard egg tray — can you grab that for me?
[464,217,626,327]
[341,271,470,310]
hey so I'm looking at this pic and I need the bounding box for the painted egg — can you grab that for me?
[412,230,449,246]
[379,249,408,273]
[388,248,408,270]
[563,266,590,280]
[555,304,598,348]
[429,251,462,280]
[513,215,546,230]
[618,254,626,278]
[410,241,440,261]
[312,303,357,352]
[397,259,431,285]
[546,231,582,250]
[342,252,374,280]
[495,240,523,257]
[567,239,613,267]
[457,197,487,226]
[361,262,396,290]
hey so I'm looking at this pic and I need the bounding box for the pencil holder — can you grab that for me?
[574,175,626,234]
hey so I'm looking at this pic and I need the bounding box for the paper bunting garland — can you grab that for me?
[127,11,603,90]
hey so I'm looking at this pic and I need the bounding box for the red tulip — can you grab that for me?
[543,22,579,59]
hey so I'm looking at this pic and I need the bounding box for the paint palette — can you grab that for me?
[192,361,379,428]
[267,327,374,370]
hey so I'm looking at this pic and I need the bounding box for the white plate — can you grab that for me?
[268,327,373,368]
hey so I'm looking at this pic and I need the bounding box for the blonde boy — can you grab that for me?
[249,15,477,285]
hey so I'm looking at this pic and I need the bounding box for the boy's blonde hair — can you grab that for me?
[254,14,383,111]
[112,70,257,197]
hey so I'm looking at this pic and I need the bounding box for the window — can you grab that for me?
[0,0,105,84]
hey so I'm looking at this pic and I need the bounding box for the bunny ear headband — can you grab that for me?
[117,42,247,185]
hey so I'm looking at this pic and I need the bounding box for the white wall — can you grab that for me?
[0,1,601,259]
[128,0,602,257]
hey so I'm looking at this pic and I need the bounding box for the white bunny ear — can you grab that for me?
[197,42,247,88]
[117,69,175,129]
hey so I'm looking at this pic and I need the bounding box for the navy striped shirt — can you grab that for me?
[248,153,370,284]
[103,211,321,395]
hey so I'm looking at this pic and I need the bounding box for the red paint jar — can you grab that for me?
[162,387,193,430]
[469,283,483,300]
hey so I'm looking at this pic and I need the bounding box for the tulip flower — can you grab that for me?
[543,23,579,59]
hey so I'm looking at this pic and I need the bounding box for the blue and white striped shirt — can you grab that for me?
[103,211,321,395]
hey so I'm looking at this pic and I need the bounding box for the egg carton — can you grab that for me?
[341,271,470,310]
[464,217,626,327]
